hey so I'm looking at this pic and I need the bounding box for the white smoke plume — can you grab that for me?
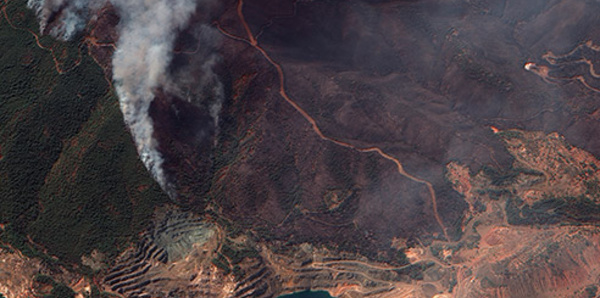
[27,0,223,197]
[27,0,106,40]
[196,26,224,131]
[110,0,199,195]
[165,24,224,133]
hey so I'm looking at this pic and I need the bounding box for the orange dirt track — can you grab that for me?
[217,0,450,241]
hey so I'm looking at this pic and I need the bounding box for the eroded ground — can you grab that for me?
[443,129,600,298]
[4,0,600,297]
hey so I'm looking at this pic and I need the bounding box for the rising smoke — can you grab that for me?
[110,0,199,195]
[28,0,222,197]
[165,24,224,134]
[27,0,106,40]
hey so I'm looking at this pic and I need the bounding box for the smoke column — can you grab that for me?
[27,0,105,40]
[27,0,217,196]
[166,23,224,137]
[110,0,198,194]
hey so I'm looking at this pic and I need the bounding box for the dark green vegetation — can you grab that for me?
[0,0,169,265]
[479,162,600,227]
[34,274,76,298]
[88,285,119,298]
[220,241,259,265]
[481,165,544,187]
[212,240,260,279]
[585,285,598,298]
[506,195,600,226]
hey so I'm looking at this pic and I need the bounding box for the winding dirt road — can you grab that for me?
[217,0,450,241]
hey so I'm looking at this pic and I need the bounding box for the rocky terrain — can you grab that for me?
[4,0,600,297]
[102,210,219,297]
[445,129,600,297]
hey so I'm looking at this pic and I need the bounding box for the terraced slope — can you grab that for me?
[103,210,217,297]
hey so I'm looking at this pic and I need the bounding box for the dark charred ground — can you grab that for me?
[168,0,600,261]
[4,0,600,294]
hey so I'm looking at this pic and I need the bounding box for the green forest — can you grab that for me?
[0,0,169,267]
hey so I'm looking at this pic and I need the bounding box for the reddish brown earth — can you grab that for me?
[92,0,600,296]
[84,2,118,81]
[7,0,600,297]
[445,129,600,298]
[0,246,92,298]
[179,0,600,261]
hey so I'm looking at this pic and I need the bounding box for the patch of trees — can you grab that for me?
[482,165,543,187]
[394,262,435,281]
[506,196,600,226]
[0,1,169,267]
[220,243,259,265]
[34,274,76,298]
[211,253,231,274]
